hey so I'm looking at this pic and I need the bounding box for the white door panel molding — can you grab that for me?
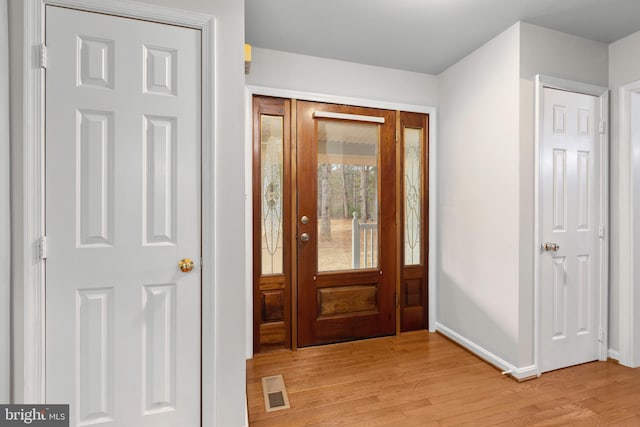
[534,75,609,375]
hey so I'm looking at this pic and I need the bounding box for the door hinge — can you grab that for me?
[598,120,606,135]
[38,236,48,260]
[598,328,604,342]
[598,224,605,239]
[200,257,203,271]
[39,44,48,69]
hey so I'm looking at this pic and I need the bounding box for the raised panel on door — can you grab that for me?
[45,7,201,426]
[540,87,601,373]
[296,101,396,347]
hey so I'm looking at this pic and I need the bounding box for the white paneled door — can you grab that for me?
[45,6,201,426]
[540,87,602,373]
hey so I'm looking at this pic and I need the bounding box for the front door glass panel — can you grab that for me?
[316,119,379,272]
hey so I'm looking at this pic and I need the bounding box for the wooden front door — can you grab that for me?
[252,97,430,353]
[296,101,397,346]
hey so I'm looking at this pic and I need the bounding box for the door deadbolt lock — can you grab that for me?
[300,215,309,225]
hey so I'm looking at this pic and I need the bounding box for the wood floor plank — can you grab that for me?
[247,332,640,426]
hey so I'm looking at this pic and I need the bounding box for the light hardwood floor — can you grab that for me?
[246,331,640,426]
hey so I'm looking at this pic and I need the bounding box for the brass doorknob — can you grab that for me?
[179,258,195,272]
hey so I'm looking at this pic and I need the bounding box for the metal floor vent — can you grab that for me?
[261,374,290,412]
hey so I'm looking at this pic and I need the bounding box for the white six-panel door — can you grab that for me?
[45,6,201,426]
[540,87,601,373]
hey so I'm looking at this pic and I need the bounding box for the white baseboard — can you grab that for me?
[605,349,640,367]
[608,349,621,362]
[436,322,538,380]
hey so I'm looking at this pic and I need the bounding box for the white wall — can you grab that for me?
[609,31,640,85]
[520,23,608,87]
[518,22,609,365]
[247,47,438,107]
[437,23,522,367]
[609,30,640,363]
[0,0,10,404]
[8,0,246,424]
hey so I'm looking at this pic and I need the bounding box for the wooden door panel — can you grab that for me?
[317,285,379,317]
[252,98,431,350]
[399,112,429,332]
[401,275,426,331]
[297,101,396,347]
[252,96,292,353]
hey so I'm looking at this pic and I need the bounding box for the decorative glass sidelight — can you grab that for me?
[261,115,284,275]
[316,119,379,272]
[404,127,422,265]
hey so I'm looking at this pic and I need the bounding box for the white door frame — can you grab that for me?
[534,74,609,376]
[618,80,640,368]
[21,1,216,424]
[243,85,438,357]
[0,0,10,405]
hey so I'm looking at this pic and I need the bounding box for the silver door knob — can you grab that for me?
[543,242,559,252]
[300,232,310,243]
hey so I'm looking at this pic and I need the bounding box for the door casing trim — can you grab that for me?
[21,2,216,424]
[244,85,437,357]
[0,0,9,404]
[617,80,640,368]
[534,74,609,376]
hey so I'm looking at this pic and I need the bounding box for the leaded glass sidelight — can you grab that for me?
[404,127,422,265]
[261,115,284,275]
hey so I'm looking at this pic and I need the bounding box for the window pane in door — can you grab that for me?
[404,127,422,265]
[317,119,379,272]
[261,115,284,275]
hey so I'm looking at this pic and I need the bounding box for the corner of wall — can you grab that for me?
[436,18,521,367]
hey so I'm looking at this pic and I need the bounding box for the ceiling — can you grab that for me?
[245,0,640,75]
